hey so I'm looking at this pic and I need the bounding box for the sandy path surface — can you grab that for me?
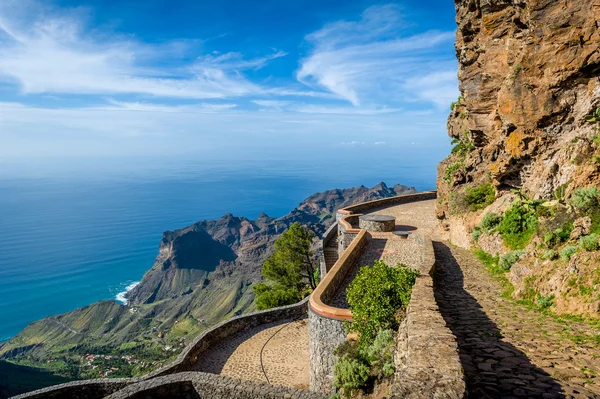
[193,317,309,390]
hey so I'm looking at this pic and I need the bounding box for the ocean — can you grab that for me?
[0,154,441,341]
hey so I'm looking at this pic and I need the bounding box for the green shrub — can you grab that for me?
[346,261,418,345]
[332,355,370,398]
[579,234,600,251]
[480,212,503,232]
[536,294,554,310]
[499,250,525,271]
[569,187,600,210]
[465,184,495,211]
[472,228,481,241]
[497,204,539,249]
[365,329,396,379]
[450,136,475,157]
[444,161,465,184]
[560,245,578,261]
[541,249,557,260]
[543,223,573,248]
[553,183,569,202]
[253,283,302,310]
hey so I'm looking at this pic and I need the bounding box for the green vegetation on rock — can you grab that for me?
[465,183,495,211]
[497,203,539,250]
[579,233,600,251]
[561,246,578,261]
[499,250,525,271]
[570,187,600,210]
[332,329,396,398]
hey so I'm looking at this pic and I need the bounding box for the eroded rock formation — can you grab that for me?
[437,0,600,316]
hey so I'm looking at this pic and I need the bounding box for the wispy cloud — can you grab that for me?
[0,1,288,100]
[297,4,457,108]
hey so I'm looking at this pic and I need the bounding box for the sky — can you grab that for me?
[0,0,458,163]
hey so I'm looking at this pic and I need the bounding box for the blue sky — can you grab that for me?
[0,0,458,160]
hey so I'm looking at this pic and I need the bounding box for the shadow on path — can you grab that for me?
[432,241,565,399]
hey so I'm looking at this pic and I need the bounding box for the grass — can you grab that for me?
[472,248,600,339]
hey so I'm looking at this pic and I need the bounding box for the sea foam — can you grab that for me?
[115,282,139,305]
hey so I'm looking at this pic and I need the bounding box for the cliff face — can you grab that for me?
[438,0,600,316]
[0,182,416,381]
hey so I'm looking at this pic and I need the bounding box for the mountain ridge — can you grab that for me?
[0,182,417,389]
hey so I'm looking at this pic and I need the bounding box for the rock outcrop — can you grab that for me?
[437,0,600,317]
[439,0,600,219]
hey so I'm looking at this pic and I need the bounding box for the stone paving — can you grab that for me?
[434,242,600,399]
[335,199,600,398]
[193,317,309,390]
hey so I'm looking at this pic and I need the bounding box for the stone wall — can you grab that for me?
[338,191,437,215]
[11,380,130,399]
[318,221,338,278]
[12,298,310,399]
[308,230,368,393]
[308,309,347,394]
[390,237,466,399]
[105,372,327,399]
[337,214,361,253]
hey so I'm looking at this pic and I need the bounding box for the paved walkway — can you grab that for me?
[331,199,439,308]
[337,199,600,397]
[434,242,600,398]
[193,318,309,390]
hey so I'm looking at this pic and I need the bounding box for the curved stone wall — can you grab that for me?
[318,221,338,278]
[105,372,326,399]
[337,191,437,216]
[12,298,310,399]
[308,190,466,397]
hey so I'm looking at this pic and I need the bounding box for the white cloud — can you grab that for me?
[100,100,238,113]
[0,1,288,99]
[252,100,292,111]
[297,5,458,108]
[291,104,402,115]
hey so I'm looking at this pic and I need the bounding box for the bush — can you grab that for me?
[472,228,481,241]
[569,187,600,210]
[536,294,555,310]
[499,250,525,271]
[543,223,573,247]
[450,137,475,157]
[346,261,418,345]
[465,184,495,211]
[497,204,539,249]
[579,233,600,251]
[332,355,370,398]
[541,249,557,260]
[252,283,302,310]
[480,212,503,232]
[560,245,578,261]
[365,329,395,379]
[444,161,465,184]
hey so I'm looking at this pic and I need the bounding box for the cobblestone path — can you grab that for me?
[193,318,309,390]
[434,242,600,399]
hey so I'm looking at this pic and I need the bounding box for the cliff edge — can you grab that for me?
[438,0,600,316]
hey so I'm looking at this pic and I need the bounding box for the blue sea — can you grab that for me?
[0,152,441,341]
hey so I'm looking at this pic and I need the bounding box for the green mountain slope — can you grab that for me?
[0,182,416,391]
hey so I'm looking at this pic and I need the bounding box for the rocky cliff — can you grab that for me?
[0,182,415,386]
[438,0,600,316]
